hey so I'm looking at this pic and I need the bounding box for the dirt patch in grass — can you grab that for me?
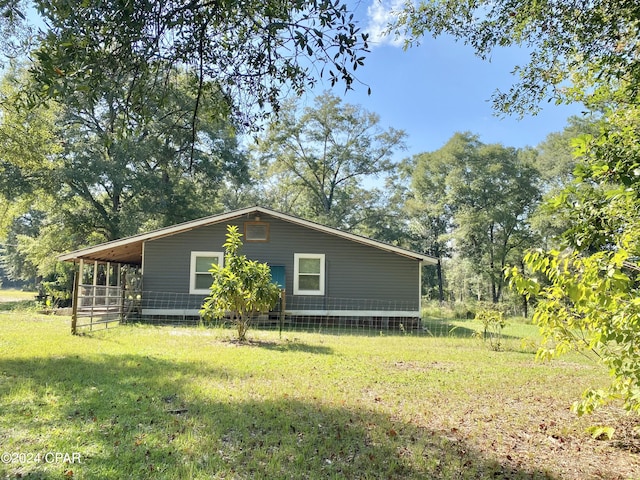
[390,360,455,373]
[414,389,640,480]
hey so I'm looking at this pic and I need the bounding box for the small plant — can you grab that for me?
[586,425,615,441]
[200,225,281,342]
[474,304,506,351]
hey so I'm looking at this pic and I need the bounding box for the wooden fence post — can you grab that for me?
[279,289,286,338]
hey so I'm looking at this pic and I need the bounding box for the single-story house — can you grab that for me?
[59,206,437,330]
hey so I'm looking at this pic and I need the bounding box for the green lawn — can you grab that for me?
[0,290,37,301]
[0,290,38,312]
[0,312,638,479]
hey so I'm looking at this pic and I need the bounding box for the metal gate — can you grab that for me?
[72,284,123,332]
[71,267,142,334]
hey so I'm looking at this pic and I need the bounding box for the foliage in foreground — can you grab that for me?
[396,0,640,422]
[509,101,640,416]
[200,225,281,341]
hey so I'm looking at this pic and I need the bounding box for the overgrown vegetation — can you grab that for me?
[391,0,640,424]
[1,313,638,479]
[507,98,640,417]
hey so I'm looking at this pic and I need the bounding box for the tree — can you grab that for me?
[535,116,600,193]
[200,225,281,342]
[393,0,640,420]
[1,65,247,235]
[410,133,541,303]
[505,66,640,414]
[528,116,603,252]
[0,67,75,286]
[404,148,456,302]
[3,0,369,131]
[509,100,640,415]
[0,68,62,237]
[251,92,406,230]
[56,68,247,240]
[392,0,640,115]
[0,65,249,293]
[0,0,35,68]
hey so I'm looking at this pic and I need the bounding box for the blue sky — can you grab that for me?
[301,0,584,160]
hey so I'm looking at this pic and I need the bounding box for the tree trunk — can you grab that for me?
[436,258,444,303]
[520,260,528,318]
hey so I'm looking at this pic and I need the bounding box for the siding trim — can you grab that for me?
[418,261,423,314]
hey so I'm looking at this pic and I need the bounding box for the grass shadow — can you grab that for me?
[247,339,334,355]
[1,354,560,479]
[0,299,38,312]
[420,318,477,338]
[420,318,529,343]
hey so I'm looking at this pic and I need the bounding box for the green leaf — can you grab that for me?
[585,425,615,440]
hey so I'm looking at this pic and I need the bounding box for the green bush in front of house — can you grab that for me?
[200,225,281,341]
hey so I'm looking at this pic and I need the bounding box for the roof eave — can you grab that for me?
[57,206,439,265]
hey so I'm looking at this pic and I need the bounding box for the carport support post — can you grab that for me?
[119,266,126,323]
[105,262,111,308]
[71,264,80,335]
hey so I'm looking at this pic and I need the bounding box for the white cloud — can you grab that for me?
[364,0,407,48]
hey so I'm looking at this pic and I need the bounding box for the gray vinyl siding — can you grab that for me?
[142,213,420,310]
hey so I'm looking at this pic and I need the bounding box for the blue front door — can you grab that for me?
[269,265,285,289]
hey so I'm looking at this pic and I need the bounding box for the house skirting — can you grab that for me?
[140,308,421,318]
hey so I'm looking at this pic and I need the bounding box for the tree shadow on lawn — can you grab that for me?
[0,299,38,312]
[0,355,557,479]
[420,318,526,342]
[421,318,484,338]
[248,339,334,355]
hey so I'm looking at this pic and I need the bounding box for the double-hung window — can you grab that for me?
[294,253,325,295]
[190,251,223,294]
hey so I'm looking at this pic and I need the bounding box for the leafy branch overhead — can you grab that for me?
[18,0,369,123]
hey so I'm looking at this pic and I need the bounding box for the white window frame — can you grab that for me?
[189,251,223,294]
[293,253,325,296]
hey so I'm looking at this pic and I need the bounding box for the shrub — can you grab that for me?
[200,225,281,342]
[474,304,506,351]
